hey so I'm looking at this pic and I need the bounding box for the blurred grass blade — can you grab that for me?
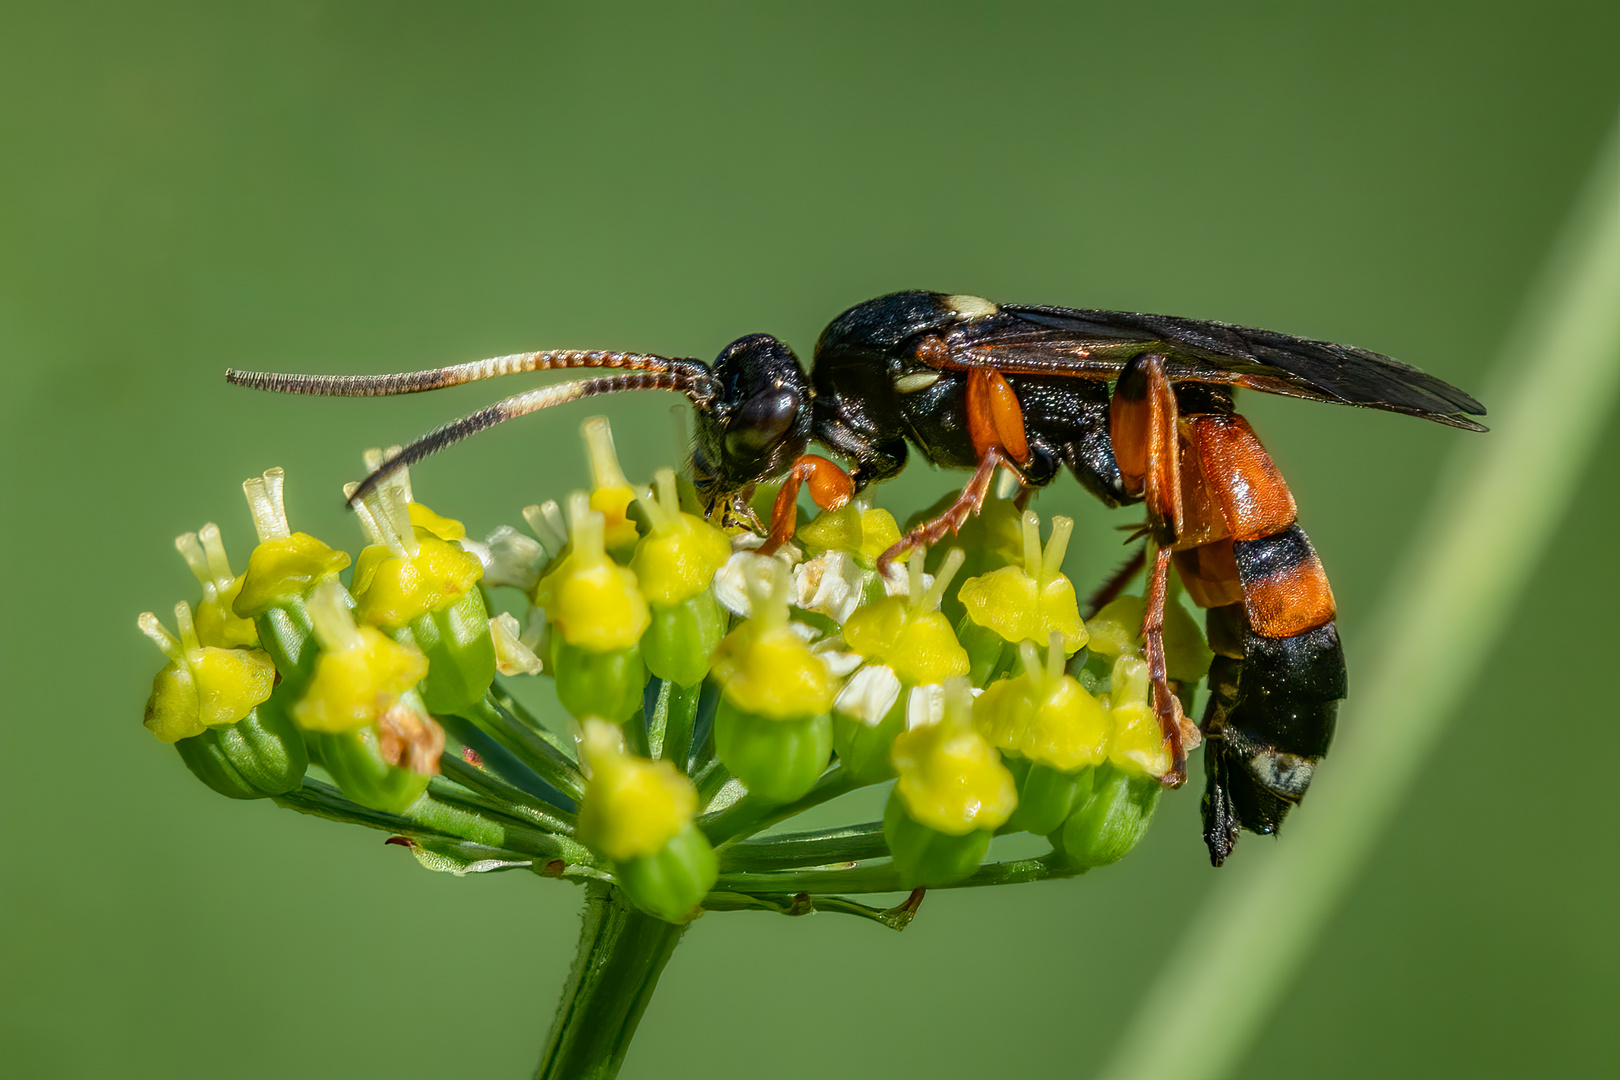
[1100,108,1620,1080]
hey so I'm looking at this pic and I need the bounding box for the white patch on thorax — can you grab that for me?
[943,294,998,320]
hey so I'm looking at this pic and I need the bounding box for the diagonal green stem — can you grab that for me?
[718,821,888,871]
[699,767,861,846]
[713,852,1080,895]
[536,882,687,1080]
[1099,109,1620,1080]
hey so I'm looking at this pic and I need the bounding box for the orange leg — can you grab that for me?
[760,454,854,555]
[878,367,1031,570]
[1142,546,1192,785]
[1109,354,1203,784]
[878,447,1008,570]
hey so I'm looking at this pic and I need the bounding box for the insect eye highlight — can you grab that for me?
[725,388,801,456]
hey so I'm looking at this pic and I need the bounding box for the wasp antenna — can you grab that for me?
[227,350,717,400]
[344,371,707,508]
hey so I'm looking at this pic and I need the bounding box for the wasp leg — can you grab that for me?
[879,367,1033,569]
[1109,353,1202,783]
[760,454,855,554]
[878,448,1009,569]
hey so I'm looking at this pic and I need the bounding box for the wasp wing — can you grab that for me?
[954,304,1486,431]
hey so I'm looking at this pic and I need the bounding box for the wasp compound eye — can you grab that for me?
[725,389,801,456]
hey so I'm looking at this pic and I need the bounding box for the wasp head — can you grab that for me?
[689,333,813,515]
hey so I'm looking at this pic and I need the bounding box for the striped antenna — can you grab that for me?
[343,370,707,508]
[227,349,715,399]
[227,348,719,508]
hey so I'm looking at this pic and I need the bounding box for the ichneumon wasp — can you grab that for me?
[228,291,1485,864]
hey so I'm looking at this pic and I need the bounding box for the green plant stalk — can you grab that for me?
[1100,108,1620,1080]
[536,881,687,1080]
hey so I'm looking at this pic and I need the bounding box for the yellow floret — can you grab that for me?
[843,596,970,685]
[195,574,260,649]
[798,503,904,567]
[631,512,731,606]
[710,622,835,720]
[1105,655,1173,778]
[577,720,698,862]
[891,714,1017,836]
[292,627,429,733]
[143,645,278,743]
[233,533,352,617]
[352,533,485,628]
[406,501,466,541]
[974,655,1109,773]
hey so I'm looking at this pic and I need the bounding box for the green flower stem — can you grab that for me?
[691,747,734,807]
[424,777,583,854]
[699,767,861,847]
[649,679,703,769]
[463,695,586,801]
[488,685,585,761]
[536,881,688,1080]
[701,889,922,929]
[718,821,888,872]
[275,779,596,866]
[1100,110,1620,1080]
[713,852,1082,895]
[437,754,577,835]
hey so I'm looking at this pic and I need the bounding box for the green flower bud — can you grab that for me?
[614,822,719,923]
[883,789,990,889]
[715,699,834,804]
[173,689,308,799]
[405,588,498,717]
[712,560,836,803]
[1001,757,1093,838]
[535,494,649,721]
[1052,764,1162,868]
[307,691,443,814]
[631,470,730,686]
[551,636,647,722]
[578,720,716,923]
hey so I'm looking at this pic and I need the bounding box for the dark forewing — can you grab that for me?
[954,304,1486,431]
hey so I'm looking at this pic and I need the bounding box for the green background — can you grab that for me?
[3,3,1616,1077]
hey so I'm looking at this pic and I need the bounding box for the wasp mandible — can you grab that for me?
[228,291,1485,864]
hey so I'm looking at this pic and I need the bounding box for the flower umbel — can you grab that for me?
[135,417,1210,1079]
